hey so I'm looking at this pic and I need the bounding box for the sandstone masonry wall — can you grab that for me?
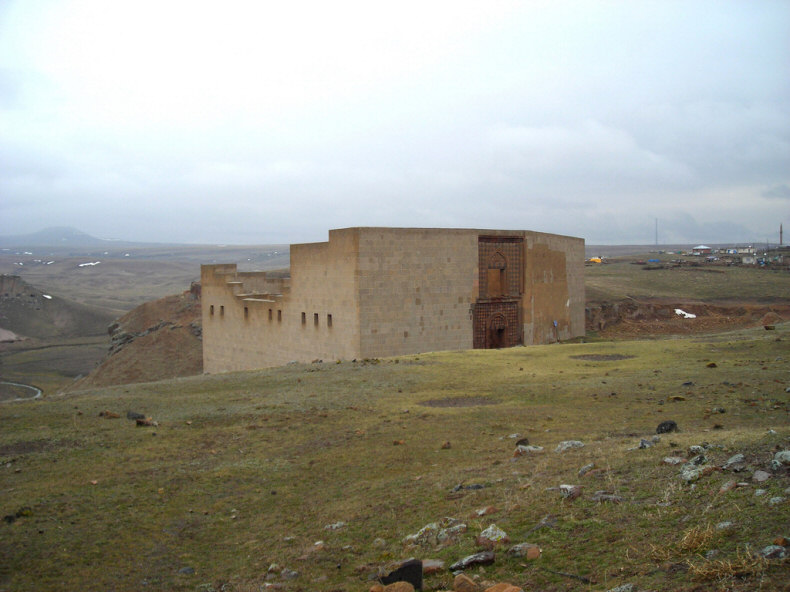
[202,227,585,373]
[357,228,478,358]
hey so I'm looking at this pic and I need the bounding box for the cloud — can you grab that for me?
[0,1,788,245]
[762,184,790,200]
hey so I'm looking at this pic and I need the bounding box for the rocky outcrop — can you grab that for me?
[68,286,202,390]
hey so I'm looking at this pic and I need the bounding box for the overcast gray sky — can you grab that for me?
[1,1,788,245]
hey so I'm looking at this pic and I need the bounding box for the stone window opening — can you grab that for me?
[268,308,273,321]
[244,306,249,320]
[277,310,282,322]
[327,314,333,327]
[487,251,507,297]
[210,305,214,316]
[314,313,319,326]
[220,305,225,316]
[301,312,306,325]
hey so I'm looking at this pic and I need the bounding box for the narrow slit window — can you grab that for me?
[244,306,249,320]
[277,310,282,322]
[268,308,273,321]
[327,314,333,327]
[220,305,225,316]
[314,313,319,326]
[210,305,214,316]
[301,312,306,325]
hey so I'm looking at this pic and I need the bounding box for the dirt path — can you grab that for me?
[0,380,42,402]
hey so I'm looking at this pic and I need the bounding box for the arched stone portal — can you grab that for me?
[487,313,508,348]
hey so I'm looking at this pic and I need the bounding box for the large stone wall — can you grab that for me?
[357,228,478,358]
[202,227,585,373]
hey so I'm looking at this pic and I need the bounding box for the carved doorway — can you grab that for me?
[473,301,521,349]
[487,313,508,348]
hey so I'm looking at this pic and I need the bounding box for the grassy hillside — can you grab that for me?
[585,260,790,303]
[1,325,788,591]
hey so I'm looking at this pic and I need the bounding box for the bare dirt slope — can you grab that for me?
[586,298,790,338]
[69,284,202,389]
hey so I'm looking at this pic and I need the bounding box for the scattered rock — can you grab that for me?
[477,524,510,547]
[773,450,790,466]
[760,545,787,559]
[506,543,541,560]
[555,440,584,453]
[722,453,746,471]
[638,438,654,449]
[716,521,735,532]
[711,407,726,414]
[449,551,495,572]
[753,470,771,483]
[475,506,498,517]
[591,491,623,503]
[135,417,158,427]
[578,463,595,476]
[421,559,445,575]
[606,584,635,592]
[451,484,485,492]
[774,536,789,547]
[453,574,480,592]
[706,362,718,368]
[280,569,299,580]
[403,518,467,547]
[324,521,346,530]
[719,480,737,493]
[383,582,414,592]
[656,420,678,434]
[680,456,710,483]
[178,566,195,575]
[514,437,529,447]
[662,457,686,465]
[441,441,452,449]
[126,410,146,420]
[768,496,785,505]
[513,444,543,457]
[379,558,422,591]
[754,489,767,497]
[558,484,583,501]
[98,410,120,419]
[688,445,706,456]
[484,583,522,592]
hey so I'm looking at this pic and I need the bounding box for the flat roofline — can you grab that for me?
[290,226,585,249]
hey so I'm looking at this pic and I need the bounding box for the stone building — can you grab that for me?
[201,227,584,373]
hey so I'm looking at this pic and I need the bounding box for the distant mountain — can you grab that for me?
[0,227,123,248]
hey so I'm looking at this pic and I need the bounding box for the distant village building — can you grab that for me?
[201,227,585,372]
[692,245,712,255]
